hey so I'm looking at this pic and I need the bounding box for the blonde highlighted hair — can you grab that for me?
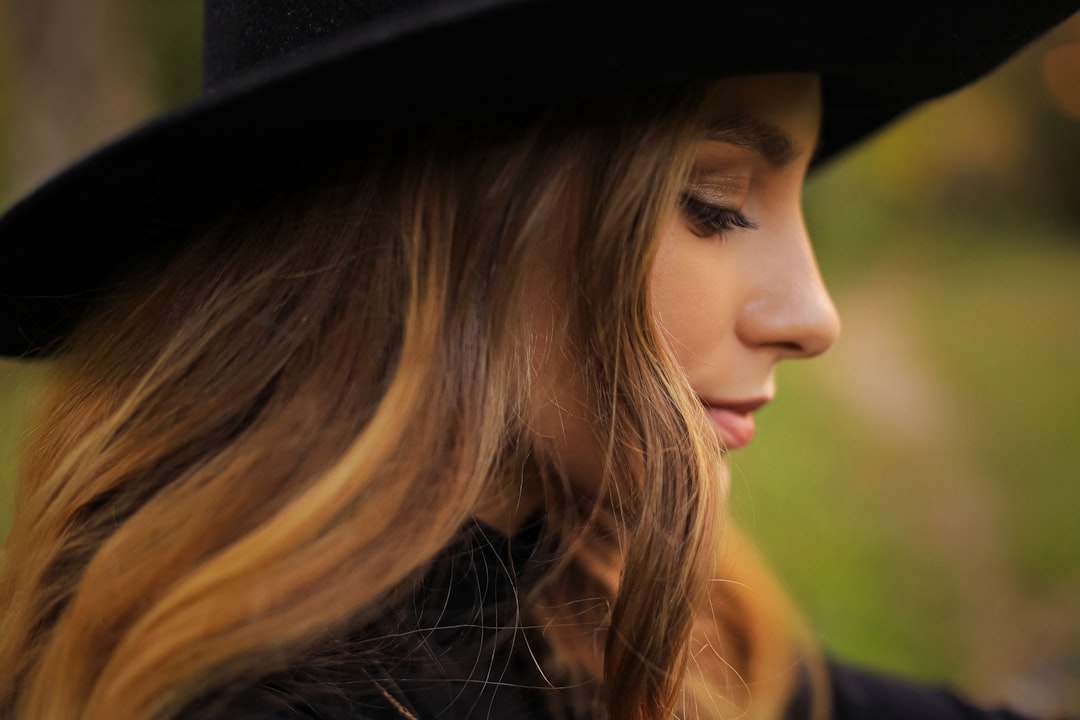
[0,87,826,720]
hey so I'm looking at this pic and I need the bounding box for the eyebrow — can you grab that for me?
[702,115,807,167]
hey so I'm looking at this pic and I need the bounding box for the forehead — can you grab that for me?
[698,73,822,160]
[703,73,821,120]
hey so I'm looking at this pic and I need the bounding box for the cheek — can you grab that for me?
[649,222,740,377]
[521,273,606,493]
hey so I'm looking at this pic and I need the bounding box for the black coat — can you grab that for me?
[183,520,1048,720]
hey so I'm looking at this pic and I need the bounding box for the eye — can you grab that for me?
[678,193,757,239]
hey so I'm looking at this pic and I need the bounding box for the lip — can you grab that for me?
[698,396,770,450]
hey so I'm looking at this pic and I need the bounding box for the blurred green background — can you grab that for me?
[0,3,1078,716]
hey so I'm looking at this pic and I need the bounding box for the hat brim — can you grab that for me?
[2,1,1077,356]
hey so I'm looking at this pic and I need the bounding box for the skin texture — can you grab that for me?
[652,73,839,447]
[495,73,840,529]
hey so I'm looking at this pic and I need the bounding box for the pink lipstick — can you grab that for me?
[698,397,769,450]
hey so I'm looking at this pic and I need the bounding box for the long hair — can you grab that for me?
[0,87,825,719]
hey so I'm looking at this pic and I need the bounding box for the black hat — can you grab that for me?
[1,0,1077,357]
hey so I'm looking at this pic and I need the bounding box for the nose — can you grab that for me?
[735,221,840,359]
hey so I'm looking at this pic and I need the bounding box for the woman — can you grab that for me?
[0,2,1076,719]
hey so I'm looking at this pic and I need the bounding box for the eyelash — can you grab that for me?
[678,193,757,238]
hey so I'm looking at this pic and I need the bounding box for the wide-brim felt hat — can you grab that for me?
[1,0,1077,357]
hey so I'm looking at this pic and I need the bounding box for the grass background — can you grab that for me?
[729,36,1080,713]
[1,4,1078,716]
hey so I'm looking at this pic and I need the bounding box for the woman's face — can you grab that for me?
[651,72,839,451]
[527,73,839,494]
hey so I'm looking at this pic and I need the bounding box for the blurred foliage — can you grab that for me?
[732,16,1080,714]
[0,5,1078,717]
[0,0,201,205]
[135,3,203,109]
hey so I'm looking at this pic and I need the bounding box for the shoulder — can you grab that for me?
[828,661,1044,720]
